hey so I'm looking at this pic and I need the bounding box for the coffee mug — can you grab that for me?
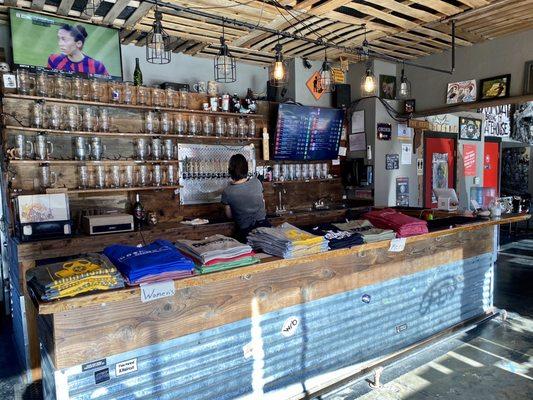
[193,81,206,93]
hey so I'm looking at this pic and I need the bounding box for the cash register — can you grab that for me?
[433,188,459,212]
[15,194,72,242]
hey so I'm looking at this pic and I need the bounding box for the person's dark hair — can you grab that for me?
[60,24,88,45]
[228,154,248,181]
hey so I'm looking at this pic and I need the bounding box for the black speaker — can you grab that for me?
[267,81,287,102]
[333,84,351,109]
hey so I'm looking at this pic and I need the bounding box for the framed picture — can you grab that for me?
[446,79,477,104]
[524,60,533,95]
[379,75,396,99]
[459,117,482,141]
[377,123,392,140]
[386,154,399,170]
[479,74,511,100]
[404,99,415,114]
[478,105,511,137]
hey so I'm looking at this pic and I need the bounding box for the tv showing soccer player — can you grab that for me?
[10,9,122,80]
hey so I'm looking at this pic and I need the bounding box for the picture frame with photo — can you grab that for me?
[446,79,477,104]
[379,75,396,99]
[459,117,482,141]
[404,99,415,114]
[524,60,533,95]
[479,74,511,100]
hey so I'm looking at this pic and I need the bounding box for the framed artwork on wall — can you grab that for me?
[404,99,415,114]
[478,105,512,137]
[479,74,511,100]
[379,75,396,99]
[524,60,533,95]
[446,79,476,104]
[459,117,482,141]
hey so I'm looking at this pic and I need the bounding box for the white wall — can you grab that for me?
[405,29,533,110]
[286,57,332,107]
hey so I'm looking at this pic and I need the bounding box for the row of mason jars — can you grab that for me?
[272,163,329,181]
[14,133,181,161]
[31,103,111,132]
[38,164,179,190]
[17,70,189,108]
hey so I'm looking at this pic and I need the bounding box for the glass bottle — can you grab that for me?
[132,193,144,230]
[133,58,143,86]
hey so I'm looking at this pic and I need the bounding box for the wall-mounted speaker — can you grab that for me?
[333,84,351,109]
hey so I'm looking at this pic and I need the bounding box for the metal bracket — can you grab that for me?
[368,366,384,389]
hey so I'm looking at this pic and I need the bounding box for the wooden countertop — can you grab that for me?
[35,213,529,315]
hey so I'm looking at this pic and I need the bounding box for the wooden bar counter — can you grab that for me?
[34,214,528,400]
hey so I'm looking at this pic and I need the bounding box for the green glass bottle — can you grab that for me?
[133,58,143,86]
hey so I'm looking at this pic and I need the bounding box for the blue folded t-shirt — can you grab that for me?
[103,240,195,282]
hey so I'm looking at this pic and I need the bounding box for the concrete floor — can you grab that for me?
[0,232,531,400]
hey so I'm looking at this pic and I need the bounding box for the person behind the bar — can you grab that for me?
[222,154,270,242]
[47,24,109,76]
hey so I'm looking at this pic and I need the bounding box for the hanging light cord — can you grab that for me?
[347,97,408,124]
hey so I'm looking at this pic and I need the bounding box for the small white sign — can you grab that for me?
[388,238,406,252]
[417,159,424,175]
[401,143,412,165]
[140,281,175,303]
[115,358,137,377]
[243,342,254,359]
[281,316,300,337]
[3,74,16,89]
[338,146,347,157]
[332,158,340,166]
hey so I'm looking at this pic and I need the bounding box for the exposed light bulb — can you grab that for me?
[273,61,285,81]
[363,74,375,94]
[399,81,409,96]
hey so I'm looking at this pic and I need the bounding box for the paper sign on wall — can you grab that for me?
[338,146,347,156]
[349,133,366,151]
[397,124,413,139]
[396,177,409,206]
[352,110,365,133]
[463,144,477,176]
[401,143,412,165]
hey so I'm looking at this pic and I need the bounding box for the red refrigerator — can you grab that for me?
[423,133,457,208]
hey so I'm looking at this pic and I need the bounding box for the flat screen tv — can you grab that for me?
[273,103,344,160]
[10,9,123,80]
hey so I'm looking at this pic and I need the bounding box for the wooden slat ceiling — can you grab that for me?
[0,0,532,65]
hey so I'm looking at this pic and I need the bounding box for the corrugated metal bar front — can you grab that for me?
[42,253,493,400]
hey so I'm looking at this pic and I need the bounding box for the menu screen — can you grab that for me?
[273,104,344,160]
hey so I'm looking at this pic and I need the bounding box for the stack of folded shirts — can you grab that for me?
[27,253,124,301]
[363,208,428,237]
[301,223,364,250]
[334,220,396,243]
[175,234,259,274]
[103,240,195,285]
[247,223,328,258]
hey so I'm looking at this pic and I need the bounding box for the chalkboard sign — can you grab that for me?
[377,123,392,140]
[386,154,399,170]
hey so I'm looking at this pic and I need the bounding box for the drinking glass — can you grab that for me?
[294,163,302,181]
[82,107,97,132]
[89,137,105,160]
[202,116,214,136]
[71,76,84,100]
[302,163,310,180]
[151,137,162,160]
[123,82,134,105]
[94,165,106,188]
[48,104,62,130]
[166,164,176,185]
[138,165,151,187]
[321,162,329,179]
[153,164,163,187]
[188,115,201,135]
[16,69,31,95]
[134,138,151,161]
[163,139,174,160]
[238,119,248,138]
[53,74,68,98]
[73,136,91,160]
[137,85,150,105]
[66,105,80,131]
[174,113,187,135]
[78,165,89,189]
[165,88,175,108]
[178,89,188,109]
[32,102,45,128]
[248,119,257,138]
[227,118,237,137]
[34,133,53,160]
[35,70,50,97]
[144,111,156,134]
[288,164,295,181]
[215,116,226,137]
[123,165,134,187]
[89,78,105,102]
[109,165,121,188]
[281,164,289,181]
[14,134,34,160]
[151,87,165,107]
[160,112,172,134]
[98,108,110,132]
[38,165,57,189]
[109,81,123,103]
[308,163,316,180]
[272,164,281,181]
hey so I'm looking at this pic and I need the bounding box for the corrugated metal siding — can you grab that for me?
[42,253,493,400]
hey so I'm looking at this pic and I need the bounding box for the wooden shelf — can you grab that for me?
[4,126,262,142]
[11,185,181,197]
[3,93,265,119]
[410,94,533,118]
[263,178,339,185]
[9,159,181,165]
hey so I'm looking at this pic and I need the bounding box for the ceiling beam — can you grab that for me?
[102,0,131,25]
[57,0,75,16]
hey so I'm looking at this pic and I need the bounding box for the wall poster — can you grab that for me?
[478,105,511,137]
[386,154,399,170]
[501,147,530,195]
[463,144,477,176]
[512,102,533,144]
[377,123,392,140]
[396,177,409,206]
[432,153,449,203]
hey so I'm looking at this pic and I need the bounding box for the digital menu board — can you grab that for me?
[273,104,344,160]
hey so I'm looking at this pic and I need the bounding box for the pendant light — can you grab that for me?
[146,1,171,65]
[398,64,412,99]
[82,0,102,17]
[319,46,334,93]
[360,25,376,97]
[269,41,288,87]
[214,19,237,83]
